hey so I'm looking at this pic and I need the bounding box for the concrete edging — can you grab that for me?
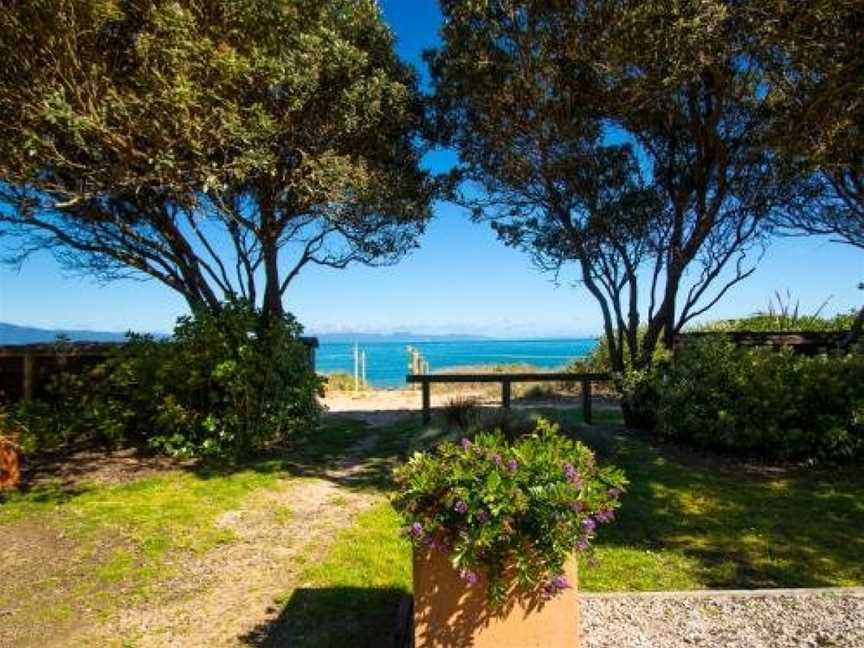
[582,586,864,600]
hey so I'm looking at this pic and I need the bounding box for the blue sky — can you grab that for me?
[0,1,861,338]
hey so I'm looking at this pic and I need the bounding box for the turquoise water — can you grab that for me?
[316,338,599,388]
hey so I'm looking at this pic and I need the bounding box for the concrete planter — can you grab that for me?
[412,547,580,648]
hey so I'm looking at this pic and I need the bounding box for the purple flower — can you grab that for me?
[454,500,468,514]
[576,537,591,552]
[563,463,582,486]
[507,459,519,474]
[460,569,479,585]
[476,510,489,523]
[581,516,597,534]
[608,487,623,499]
[543,574,572,594]
[488,452,503,466]
[409,522,424,539]
[595,508,616,524]
[461,437,473,450]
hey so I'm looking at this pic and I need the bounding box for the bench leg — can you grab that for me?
[502,380,511,410]
[422,382,431,425]
[582,380,592,425]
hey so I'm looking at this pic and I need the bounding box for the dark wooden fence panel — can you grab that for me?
[673,331,852,356]
[0,337,319,403]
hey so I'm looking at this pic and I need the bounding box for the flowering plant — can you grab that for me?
[393,419,626,607]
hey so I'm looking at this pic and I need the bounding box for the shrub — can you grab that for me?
[654,339,864,461]
[442,396,479,430]
[323,372,366,393]
[7,301,322,459]
[5,370,133,454]
[569,329,670,374]
[466,407,536,442]
[392,419,626,607]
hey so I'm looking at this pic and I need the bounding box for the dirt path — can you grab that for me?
[66,433,387,648]
[0,422,404,648]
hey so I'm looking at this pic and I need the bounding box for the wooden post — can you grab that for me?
[581,379,592,425]
[354,343,359,392]
[502,379,511,410]
[22,353,34,401]
[422,381,431,425]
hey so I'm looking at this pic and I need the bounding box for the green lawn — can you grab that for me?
[0,416,403,639]
[289,410,864,597]
[3,409,862,646]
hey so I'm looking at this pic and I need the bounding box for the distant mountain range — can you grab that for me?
[0,322,130,345]
[0,322,493,345]
[311,332,492,343]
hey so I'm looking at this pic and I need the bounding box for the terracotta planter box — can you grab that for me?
[412,547,580,648]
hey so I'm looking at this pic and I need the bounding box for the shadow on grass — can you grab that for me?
[575,423,864,590]
[1,415,421,518]
[184,414,426,498]
[238,586,408,648]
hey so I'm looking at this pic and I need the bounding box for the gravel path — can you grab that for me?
[582,589,864,648]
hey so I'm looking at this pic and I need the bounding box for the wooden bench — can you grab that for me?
[406,372,612,425]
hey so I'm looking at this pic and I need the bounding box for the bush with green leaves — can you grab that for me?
[654,339,864,461]
[7,301,322,459]
[392,419,626,607]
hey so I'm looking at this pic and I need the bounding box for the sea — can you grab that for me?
[316,338,599,388]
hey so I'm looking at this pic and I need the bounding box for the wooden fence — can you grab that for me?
[0,337,319,403]
[406,372,611,425]
[673,331,852,355]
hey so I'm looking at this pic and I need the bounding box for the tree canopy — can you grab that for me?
[430,0,796,374]
[0,0,433,321]
[749,0,863,249]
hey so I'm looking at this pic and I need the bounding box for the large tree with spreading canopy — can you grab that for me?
[748,0,863,344]
[429,0,797,381]
[0,0,433,325]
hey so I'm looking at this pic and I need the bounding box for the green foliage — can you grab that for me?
[571,331,670,374]
[9,301,321,459]
[654,339,864,461]
[392,419,626,608]
[430,1,794,378]
[695,291,857,332]
[442,396,479,430]
[0,0,432,316]
[698,313,857,333]
[322,372,366,393]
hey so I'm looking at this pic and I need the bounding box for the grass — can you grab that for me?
[321,371,368,393]
[5,407,863,644]
[296,411,864,598]
[579,430,864,591]
[0,415,387,632]
[270,503,412,646]
[0,465,290,615]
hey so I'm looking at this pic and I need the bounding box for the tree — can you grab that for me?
[430,0,794,386]
[747,0,863,346]
[748,0,863,248]
[0,0,432,325]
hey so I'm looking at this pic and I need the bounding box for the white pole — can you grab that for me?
[354,342,359,392]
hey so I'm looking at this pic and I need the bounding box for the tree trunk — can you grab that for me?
[841,304,864,351]
[260,240,284,330]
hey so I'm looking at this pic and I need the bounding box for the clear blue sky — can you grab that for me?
[0,1,861,338]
